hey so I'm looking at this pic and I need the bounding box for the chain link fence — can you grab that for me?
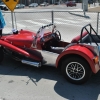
[2,11,100,41]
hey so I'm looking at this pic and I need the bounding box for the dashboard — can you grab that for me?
[40,33,56,43]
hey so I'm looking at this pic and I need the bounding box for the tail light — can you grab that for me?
[93,56,99,64]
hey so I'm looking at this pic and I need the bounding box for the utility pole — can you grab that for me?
[82,0,88,11]
[82,0,88,16]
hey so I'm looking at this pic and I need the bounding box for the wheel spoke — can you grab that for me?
[68,71,74,75]
[78,67,83,71]
[78,71,84,75]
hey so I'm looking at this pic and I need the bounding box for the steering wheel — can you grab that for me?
[54,30,61,41]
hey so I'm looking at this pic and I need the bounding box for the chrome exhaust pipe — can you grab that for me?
[21,60,41,67]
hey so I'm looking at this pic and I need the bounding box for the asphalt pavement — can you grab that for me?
[0,3,100,100]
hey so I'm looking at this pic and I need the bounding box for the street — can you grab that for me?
[0,55,100,100]
[0,3,100,100]
[3,3,99,42]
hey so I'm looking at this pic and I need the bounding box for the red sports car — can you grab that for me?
[66,1,76,7]
[0,23,100,85]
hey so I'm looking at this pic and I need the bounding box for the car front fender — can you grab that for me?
[56,45,100,73]
[0,40,41,61]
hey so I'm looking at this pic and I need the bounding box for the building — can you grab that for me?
[18,0,54,5]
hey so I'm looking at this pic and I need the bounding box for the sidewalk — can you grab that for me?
[69,4,100,18]
[88,6,100,12]
[88,4,100,12]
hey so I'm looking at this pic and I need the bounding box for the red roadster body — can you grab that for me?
[0,23,100,84]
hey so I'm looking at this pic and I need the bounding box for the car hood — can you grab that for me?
[40,4,45,5]
[1,30,36,48]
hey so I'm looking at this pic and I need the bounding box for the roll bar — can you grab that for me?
[80,23,100,46]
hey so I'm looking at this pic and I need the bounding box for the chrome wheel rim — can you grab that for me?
[66,62,85,81]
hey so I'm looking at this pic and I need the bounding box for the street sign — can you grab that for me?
[2,0,19,12]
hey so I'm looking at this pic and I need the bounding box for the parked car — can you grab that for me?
[66,1,76,7]
[0,23,100,85]
[29,3,38,7]
[0,2,8,11]
[16,4,25,9]
[40,2,49,6]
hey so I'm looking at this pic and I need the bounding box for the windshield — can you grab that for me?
[36,24,54,37]
[32,23,54,47]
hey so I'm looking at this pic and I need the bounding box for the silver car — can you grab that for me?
[29,3,38,7]
[40,2,49,6]
[16,4,25,9]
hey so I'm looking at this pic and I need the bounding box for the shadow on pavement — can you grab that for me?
[0,56,100,100]
[54,72,100,100]
[69,12,90,19]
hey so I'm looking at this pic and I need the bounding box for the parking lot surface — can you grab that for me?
[1,3,100,100]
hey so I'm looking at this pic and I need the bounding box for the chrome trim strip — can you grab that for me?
[21,60,41,67]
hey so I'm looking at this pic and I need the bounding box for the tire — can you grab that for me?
[61,57,92,84]
[0,47,4,63]
[4,7,8,11]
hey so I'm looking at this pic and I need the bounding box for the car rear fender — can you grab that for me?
[56,45,99,73]
[0,40,41,61]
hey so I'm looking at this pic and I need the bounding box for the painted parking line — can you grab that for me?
[38,18,83,27]
[40,18,92,23]
[25,20,46,26]
[7,17,94,33]
[39,18,79,23]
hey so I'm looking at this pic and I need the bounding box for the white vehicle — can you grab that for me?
[0,2,8,11]
[29,3,38,7]
[16,4,25,9]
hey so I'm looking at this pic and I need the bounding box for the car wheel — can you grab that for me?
[61,57,92,84]
[0,47,4,63]
[4,7,7,11]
